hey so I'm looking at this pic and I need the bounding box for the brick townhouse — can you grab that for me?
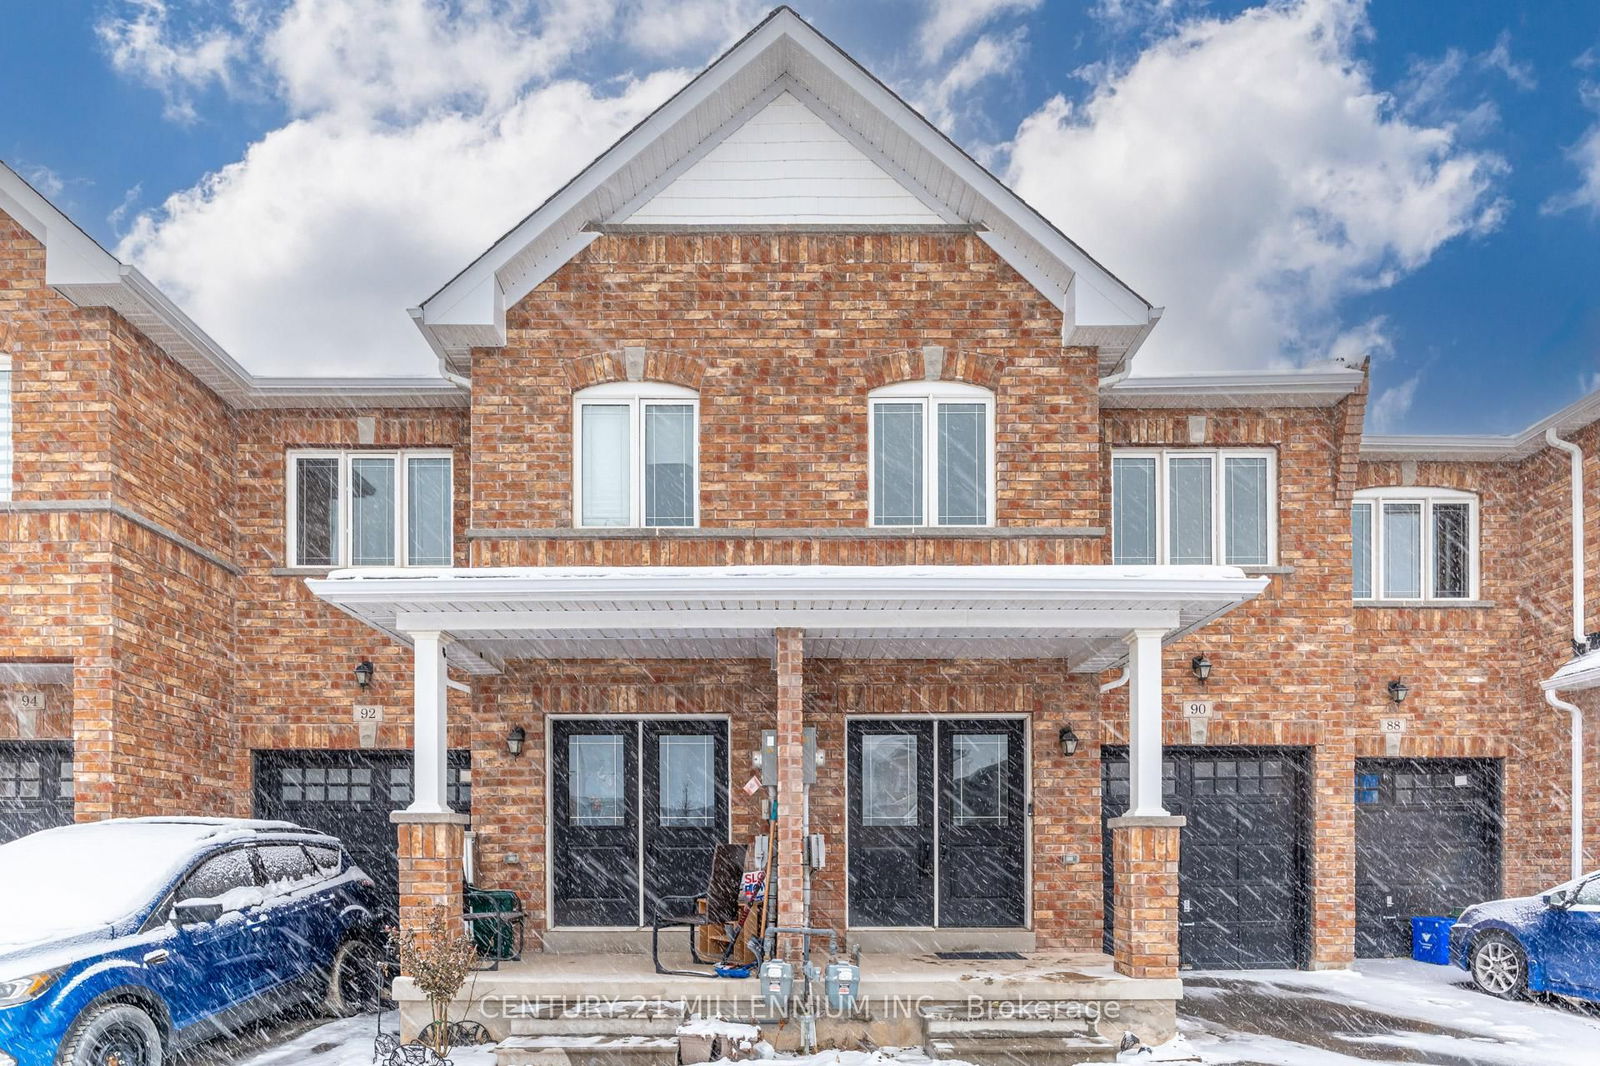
[2,6,1598,1049]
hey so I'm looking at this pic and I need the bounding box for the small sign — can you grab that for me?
[11,692,44,713]
[742,774,763,796]
[354,705,384,724]
[1183,700,1214,719]
[1379,718,1406,734]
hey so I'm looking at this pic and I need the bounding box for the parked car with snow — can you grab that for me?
[0,817,385,1066]
[1450,870,1600,1002]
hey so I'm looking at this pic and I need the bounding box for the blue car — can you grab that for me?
[1450,870,1600,1002]
[0,817,385,1066]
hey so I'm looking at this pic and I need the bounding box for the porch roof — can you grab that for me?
[307,564,1268,675]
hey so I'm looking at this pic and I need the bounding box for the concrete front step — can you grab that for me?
[507,1015,685,1037]
[494,1035,679,1066]
[927,1036,1118,1065]
[505,998,688,1020]
[925,1017,1098,1039]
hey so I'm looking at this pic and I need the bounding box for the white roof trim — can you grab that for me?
[1,160,464,412]
[1101,367,1365,409]
[414,7,1157,376]
[1362,386,1600,462]
[306,563,1268,673]
[1544,648,1600,692]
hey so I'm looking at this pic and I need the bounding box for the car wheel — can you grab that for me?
[1470,931,1529,1000]
[56,1002,163,1066]
[324,936,385,1017]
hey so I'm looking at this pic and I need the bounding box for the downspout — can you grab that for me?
[1545,427,1587,879]
[1099,668,1130,694]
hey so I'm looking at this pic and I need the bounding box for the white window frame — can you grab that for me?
[867,381,996,528]
[572,382,700,529]
[1110,448,1278,566]
[284,449,454,568]
[1352,486,1479,602]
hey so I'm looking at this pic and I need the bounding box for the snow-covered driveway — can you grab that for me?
[1179,959,1600,1065]
[191,960,1600,1066]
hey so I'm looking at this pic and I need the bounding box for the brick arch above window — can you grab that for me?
[860,348,1008,391]
[565,349,708,391]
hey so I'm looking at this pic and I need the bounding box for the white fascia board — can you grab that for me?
[1543,651,1600,691]
[243,376,468,409]
[1359,434,1523,461]
[1103,368,1366,409]
[394,607,1185,634]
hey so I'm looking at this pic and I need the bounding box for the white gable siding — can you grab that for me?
[623,92,945,225]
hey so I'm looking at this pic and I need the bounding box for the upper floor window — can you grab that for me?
[869,382,993,527]
[574,382,698,528]
[1352,487,1476,601]
[1111,449,1276,566]
[286,450,453,568]
[0,356,11,502]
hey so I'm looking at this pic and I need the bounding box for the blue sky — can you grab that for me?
[4,1,1600,435]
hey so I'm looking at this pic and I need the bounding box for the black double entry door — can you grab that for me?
[848,719,1027,928]
[551,718,730,927]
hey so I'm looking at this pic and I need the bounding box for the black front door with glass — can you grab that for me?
[847,718,1027,928]
[551,718,728,927]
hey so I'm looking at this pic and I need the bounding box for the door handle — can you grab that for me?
[143,950,170,966]
[918,842,933,877]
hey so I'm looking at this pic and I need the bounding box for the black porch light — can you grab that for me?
[354,660,375,689]
[1387,679,1410,705]
[506,726,527,757]
[1058,724,1081,757]
[1190,653,1213,684]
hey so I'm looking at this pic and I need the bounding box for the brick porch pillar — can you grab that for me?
[1108,814,1185,978]
[774,628,806,952]
[392,811,471,946]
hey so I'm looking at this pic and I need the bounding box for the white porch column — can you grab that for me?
[1126,627,1170,817]
[408,630,450,814]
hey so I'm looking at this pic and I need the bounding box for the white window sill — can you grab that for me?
[1354,599,1495,609]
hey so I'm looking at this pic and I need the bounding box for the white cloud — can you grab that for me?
[18,163,67,200]
[1545,78,1600,218]
[618,0,765,58]
[1005,0,1507,371]
[919,29,1030,132]
[916,0,1039,62]
[1368,372,1420,432]
[96,0,247,123]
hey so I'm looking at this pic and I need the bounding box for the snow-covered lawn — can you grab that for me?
[218,960,1600,1066]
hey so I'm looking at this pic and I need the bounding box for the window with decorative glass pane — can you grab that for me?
[1351,488,1478,601]
[1110,449,1275,565]
[868,382,993,526]
[286,450,452,567]
[574,382,697,528]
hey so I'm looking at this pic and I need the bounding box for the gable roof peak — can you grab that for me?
[415,6,1159,376]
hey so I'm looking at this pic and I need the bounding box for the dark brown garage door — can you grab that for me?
[0,741,74,844]
[1355,758,1502,957]
[1104,746,1311,969]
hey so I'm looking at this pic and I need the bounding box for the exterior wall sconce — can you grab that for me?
[1388,680,1410,704]
[1059,725,1080,757]
[1190,654,1212,684]
[506,726,527,757]
[354,660,375,689]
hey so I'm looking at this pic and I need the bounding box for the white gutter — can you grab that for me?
[1099,668,1130,693]
[1544,427,1587,879]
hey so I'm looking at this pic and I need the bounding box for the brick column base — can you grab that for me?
[392,811,470,950]
[1108,814,1185,979]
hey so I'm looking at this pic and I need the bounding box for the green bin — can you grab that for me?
[465,886,524,961]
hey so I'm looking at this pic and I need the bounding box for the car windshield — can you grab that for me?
[0,822,224,950]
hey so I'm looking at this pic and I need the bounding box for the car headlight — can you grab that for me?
[0,971,61,1009]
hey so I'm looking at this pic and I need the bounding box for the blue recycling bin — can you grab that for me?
[1411,916,1455,964]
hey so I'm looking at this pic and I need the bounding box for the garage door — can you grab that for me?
[1355,758,1502,958]
[254,750,471,918]
[0,741,74,844]
[1104,747,1310,969]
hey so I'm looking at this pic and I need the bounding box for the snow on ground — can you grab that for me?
[223,960,1600,1066]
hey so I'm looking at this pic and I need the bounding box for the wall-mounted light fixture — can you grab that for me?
[354,660,375,689]
[1190,654,1212,684]
[1059,725,1080,757]
[506,726,527,757]
[1387,680,1410,705]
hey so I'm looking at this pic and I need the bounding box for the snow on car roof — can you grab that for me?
[0,818,326,954]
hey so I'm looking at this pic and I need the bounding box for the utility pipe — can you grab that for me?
[1099,668,1131,694]
[1545,427,1588,879]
